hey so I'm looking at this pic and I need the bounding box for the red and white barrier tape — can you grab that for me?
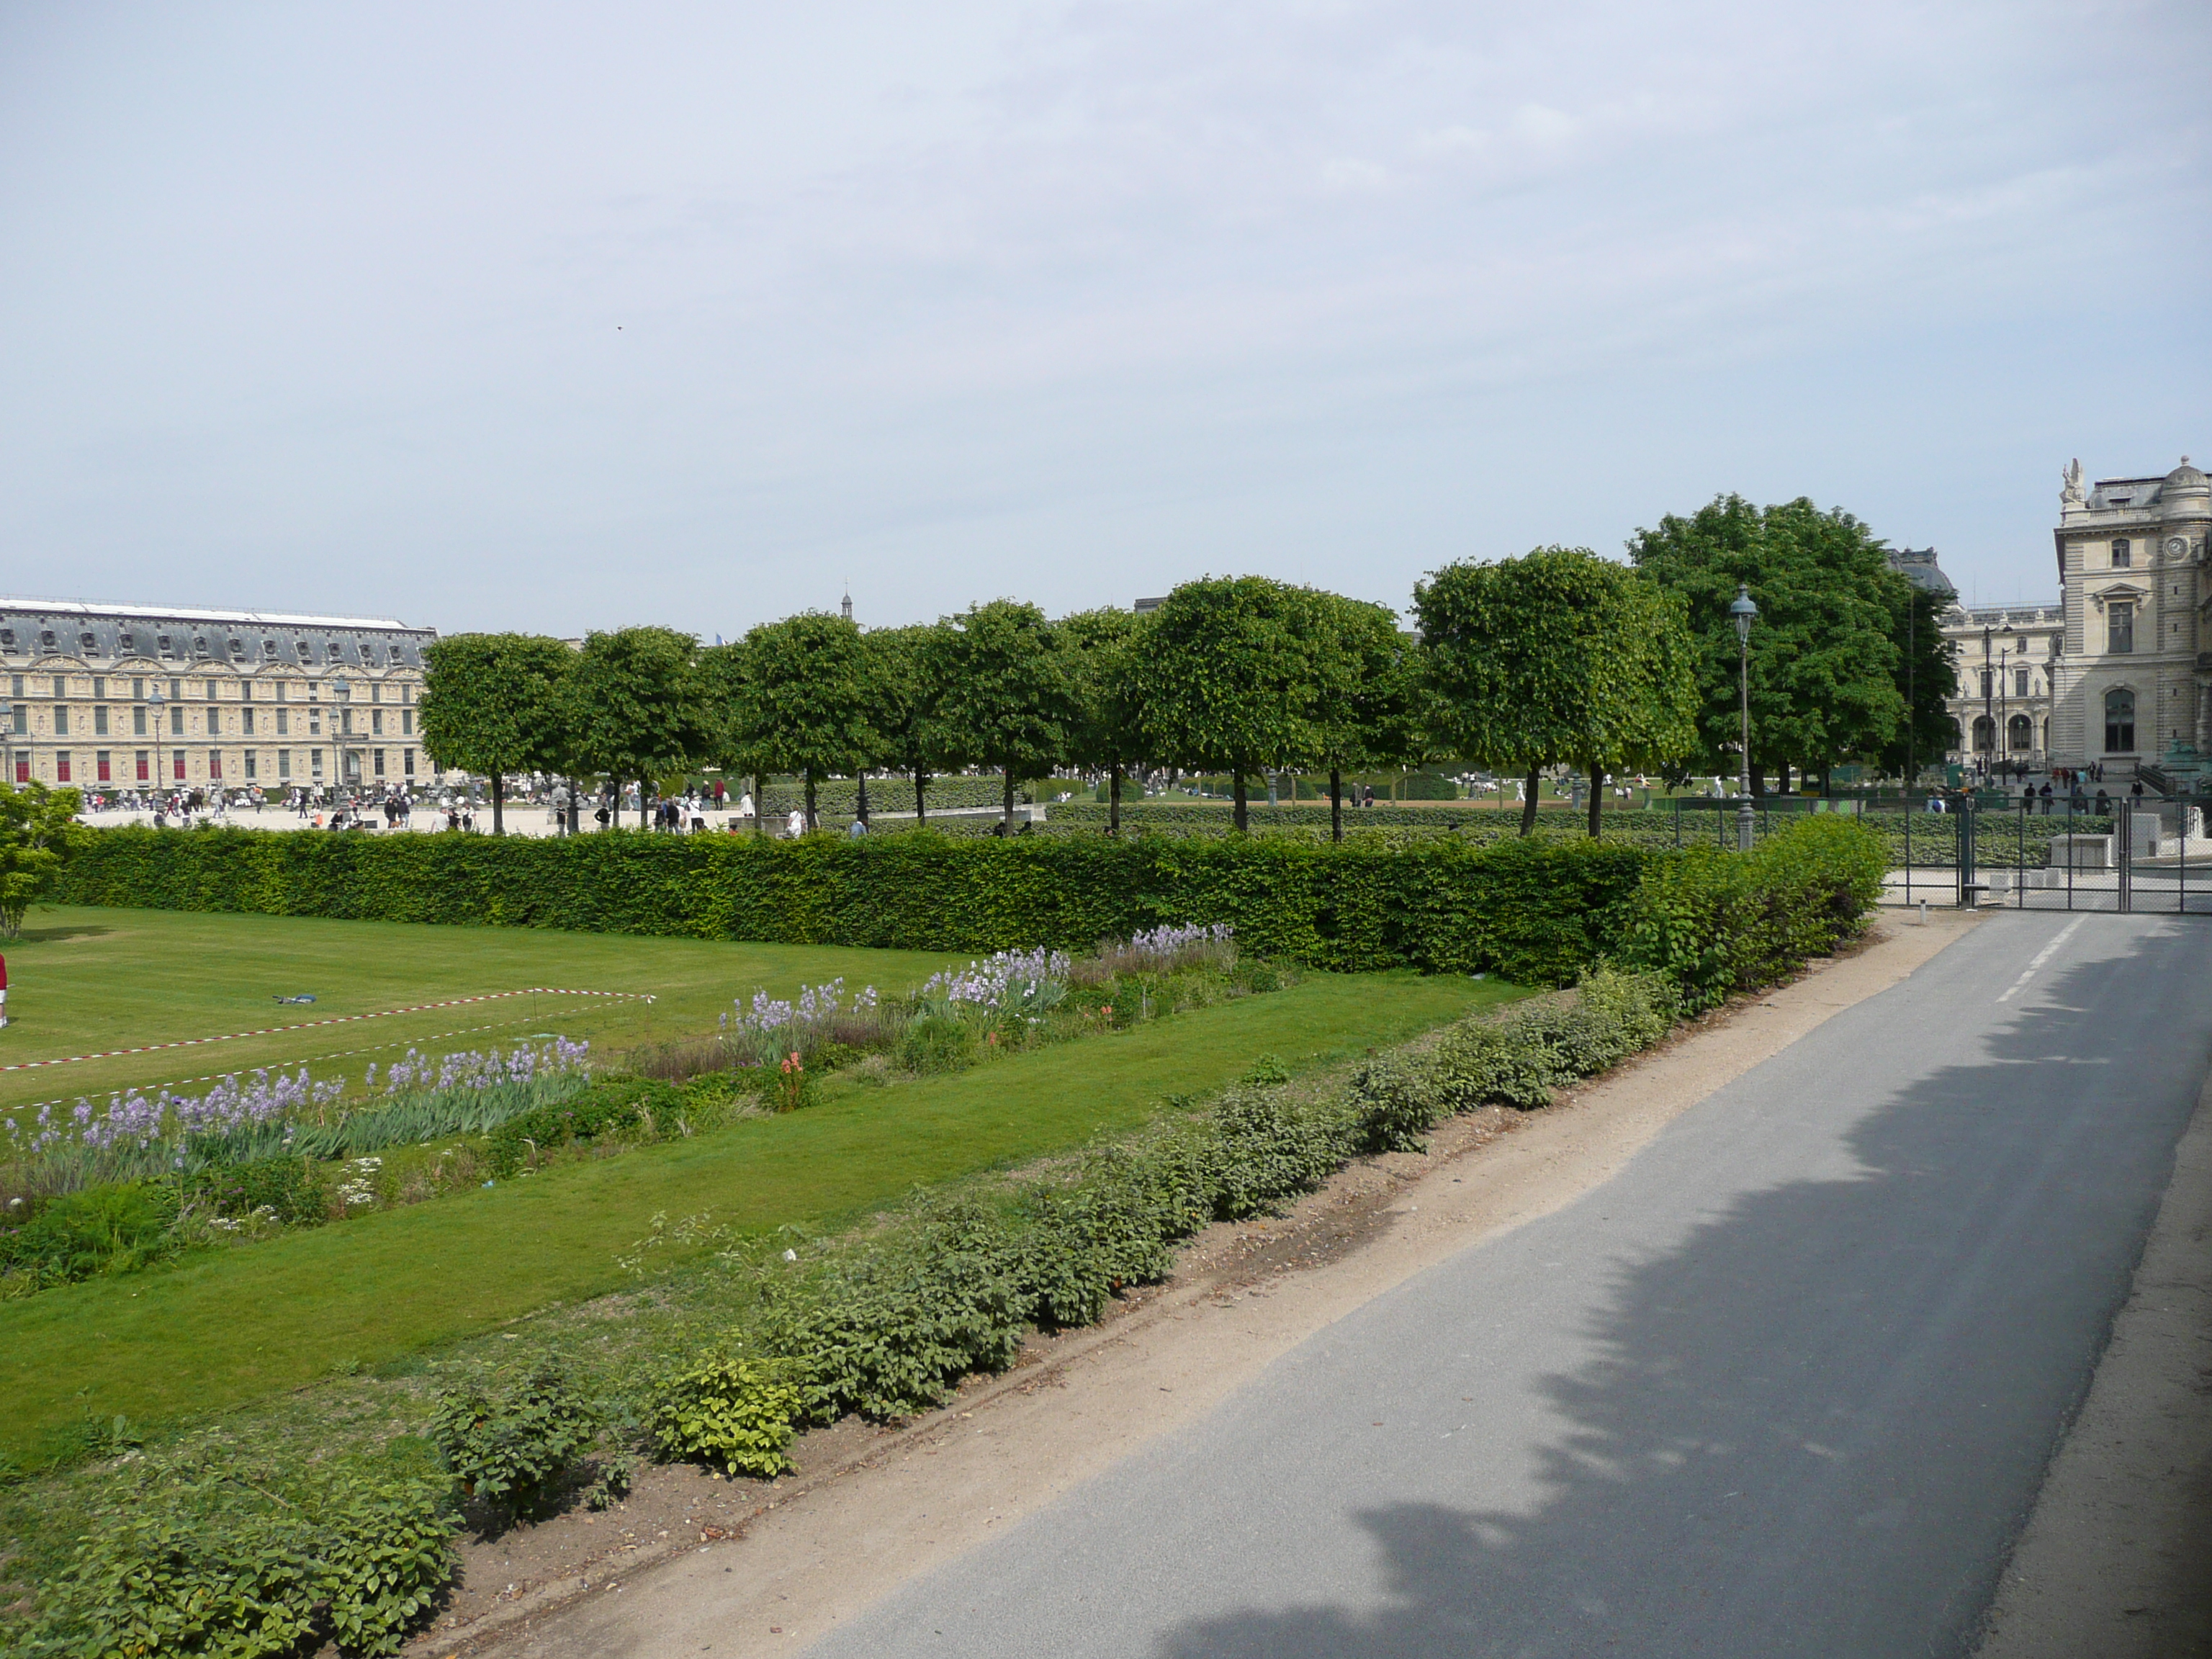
[0,988,656,1074]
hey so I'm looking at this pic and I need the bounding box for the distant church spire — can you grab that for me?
[841,588,853,622]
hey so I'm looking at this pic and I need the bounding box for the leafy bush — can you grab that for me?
[896,1011,979,1075]
[0,1182,179,1288]
[182,1156,328,1228]
[1617,816,1886,1010]
[648,1354,809,1478]
[1202,1087,1353,1220]
[428,1362,598,1518]
[483,1077,679,1177]
[23,1449,455,1658]
[1351,968,1682,1148]
[770,1204,1030,1423]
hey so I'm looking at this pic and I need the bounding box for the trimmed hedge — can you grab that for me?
[52,827,1653,986]
[1615,814,1888,1010]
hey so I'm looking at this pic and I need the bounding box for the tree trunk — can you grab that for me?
[1520,765,1541,836]
[491,773,505,837]
[1109,764,1123,835]
[1233,770,1249,833]
[804,771,818,832]
[753,772,767,838]
[1779,760,1793,796]
[914,766,928,827]
[856,773,870,828]
[1587,762,1603,839]
[1002,767,1016,832]
[1750,763,1767,800]
[1330,768,1343,843]
[567,777,580,836]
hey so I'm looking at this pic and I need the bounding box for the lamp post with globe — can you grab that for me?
[1730,585,1759,851]
[147,683,167,820]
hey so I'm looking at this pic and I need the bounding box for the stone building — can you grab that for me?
[2049,458,2212,780]
[0,598,437,795]
[1943,600,2064,768]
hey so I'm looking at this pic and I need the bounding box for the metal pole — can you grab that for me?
[1737,631,1753,851]
[2017,794,2026,909]
[1904,791,1912,907]
[2118,799,2132,914]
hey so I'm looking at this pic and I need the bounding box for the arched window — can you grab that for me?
[2008,713,2033,751]
[2104,688,2136,754]
[1972,714,1996,753]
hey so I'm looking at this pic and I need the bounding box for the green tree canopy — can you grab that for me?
[0,781,83,938]
[418,633,575,835]
[1306,594,1421,842]
[935,600,1074,832]
[1878,581,1960,785]
[1134,576,1323,832]
[1627,495,1910,792]
[1058,606,1148,835]
[567,626,714,830]
[866,622,957,827]
[1416,547,1699,837]
[718,612,878,830]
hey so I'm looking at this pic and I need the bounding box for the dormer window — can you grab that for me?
[79,631,96,652]
[157,634,174,657]
[0,629,14,650]
[228,637,244,657]
[326,639,342,659]
[295,639,311,660]
[40,629,55,649]
[192,636,209,657]
[118,631,134,652]
[263,639,277,656]
[2113,539,2132,567]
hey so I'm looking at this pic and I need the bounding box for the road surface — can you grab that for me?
[798,912,2212,1658]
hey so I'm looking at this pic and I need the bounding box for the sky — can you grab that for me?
[1,0,2206,638]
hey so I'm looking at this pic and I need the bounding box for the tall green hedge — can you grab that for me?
[50,817,1887,992]
[51,827,1651,984]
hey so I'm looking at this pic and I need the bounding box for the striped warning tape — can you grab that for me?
[0,988,657,1074]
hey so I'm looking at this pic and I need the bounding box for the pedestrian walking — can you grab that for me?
[0,948,9,1027]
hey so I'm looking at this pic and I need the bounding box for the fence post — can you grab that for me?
[2118,799,2133,914]
[1957,799,1977,907]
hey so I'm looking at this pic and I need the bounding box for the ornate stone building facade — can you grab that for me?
[1942,601,2064,766]
[0,598,437,794]
[2049,459,2212,778]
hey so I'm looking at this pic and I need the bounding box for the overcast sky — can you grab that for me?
[2,1,2206,637]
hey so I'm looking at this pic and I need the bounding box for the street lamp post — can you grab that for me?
[331,674,349,816]
[1730,585,1759,851]
[147,683,166,819]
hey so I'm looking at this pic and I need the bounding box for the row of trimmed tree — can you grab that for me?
[419,494,1956,839]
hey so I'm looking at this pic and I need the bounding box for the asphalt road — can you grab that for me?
[805,913,2212,1659]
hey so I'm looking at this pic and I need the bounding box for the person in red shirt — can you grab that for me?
[0,950,9,1027]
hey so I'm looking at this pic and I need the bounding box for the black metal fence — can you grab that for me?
[1668,792,2211,914]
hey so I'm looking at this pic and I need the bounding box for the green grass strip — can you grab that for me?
[0,971,1513,1457]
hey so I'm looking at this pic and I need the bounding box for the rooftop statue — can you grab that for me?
[2061,458,2085,507]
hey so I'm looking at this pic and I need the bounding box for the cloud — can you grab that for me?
[0,0,2205,630]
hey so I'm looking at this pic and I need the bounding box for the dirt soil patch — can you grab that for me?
[408,913,1977,1659]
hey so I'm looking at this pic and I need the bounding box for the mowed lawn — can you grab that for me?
[0,906,971,1118]
[0,971,1515,1457]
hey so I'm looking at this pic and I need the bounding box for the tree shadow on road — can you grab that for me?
[1154,943,2205,1659]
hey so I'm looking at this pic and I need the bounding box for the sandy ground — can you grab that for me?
[410,908,1977,1659]
[1974,1046,2212,1657]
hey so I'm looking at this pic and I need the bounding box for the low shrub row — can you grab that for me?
[649,966,1691,1464]
[19,1445,456,1659]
